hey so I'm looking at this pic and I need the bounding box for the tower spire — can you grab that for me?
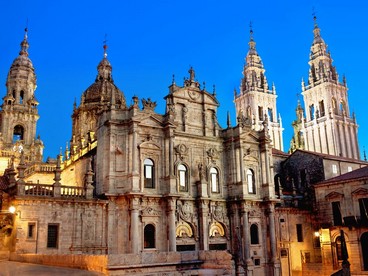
[19,27,29,57]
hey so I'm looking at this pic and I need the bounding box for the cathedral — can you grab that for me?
[0,17,367,276]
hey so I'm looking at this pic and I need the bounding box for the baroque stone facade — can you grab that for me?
[0,18,367,276]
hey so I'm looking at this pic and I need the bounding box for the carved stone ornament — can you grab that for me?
[188,89,200,100]
[207,147,219,160]
[175,144,188,160]
[141,206,161,217]
[177,200,193,222]
[141,98,157,111]
[212,203,226,222]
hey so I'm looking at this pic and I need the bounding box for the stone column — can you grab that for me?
[130,197,140,253]
[268,203,280,276]
[167,197,176,251]
[198,199,209,250]
[241,204,252,265]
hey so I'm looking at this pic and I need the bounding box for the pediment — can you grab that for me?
[138,114,164,128]
[139,140,161,151]
[351,187,368,197]
[325,191,344,201]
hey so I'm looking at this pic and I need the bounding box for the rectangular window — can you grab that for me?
[332,202,343,226]
[332,164,338,174]
[359,198,368,225]
[27,223,36,239]
[296,224,303,242]
[258,106,263,121]
[211,173,218,192]
[179,170,186,187]
[47,224,59,248]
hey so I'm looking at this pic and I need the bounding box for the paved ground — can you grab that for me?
[0,260,104,276]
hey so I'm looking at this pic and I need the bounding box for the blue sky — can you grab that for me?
[0,1,367,160]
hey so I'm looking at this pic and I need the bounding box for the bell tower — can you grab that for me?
[234,25,284,151]
[0,28,43,162]
[294,16,360,159]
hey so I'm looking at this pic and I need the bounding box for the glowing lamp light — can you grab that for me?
[8,206,16,214]
[314,231,320,237]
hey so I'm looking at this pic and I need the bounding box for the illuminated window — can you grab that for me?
[178,164,188,192]
[210,167,219,193]
[247,169,256,194]
[144,159,154,188]
[332,164,337,174]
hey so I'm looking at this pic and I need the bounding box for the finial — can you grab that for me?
[202,81,206,90]
[189,66,195,81]
[172,74,176,85]
[227,111,231,128]
[213,84,216,96]
[312,7,317,25]
[249,21,253,40]
[103,34,108,58]
[73,97,77,110]
[19,24,30,56]
[364,146,367,161]
[248,21,256,50]
[233,88,237,98]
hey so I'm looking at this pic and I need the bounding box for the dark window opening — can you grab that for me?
[359,198,368,225]
[314,235,321,248]
[332,202,343,226]
[144,224,155,248]
[47,224,58,248]
[254,258,260,266]
[28,223,35,239]
[309,104,315,120]
[258,106,263,121]
[177,244,195,251]
[319,100,325,117]
[267,108,273,122]
[297,224,303,242]
[336,237,343,260]
[19,90,24,104]
[209,243,227,250]
[250,224,259,244]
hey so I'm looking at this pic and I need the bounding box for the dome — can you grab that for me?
[82,55,126,107]
[83,78,126,106]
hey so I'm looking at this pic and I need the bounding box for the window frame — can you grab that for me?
[144,224,156,249]
[47,224,59,249]
[27,222,36,240]
[210,167,219,193]
[247,169,256,194]
[178,164,188,192]
[143,158,155,189]
[250,224,259,245]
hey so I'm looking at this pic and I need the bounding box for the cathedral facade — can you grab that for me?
[0,18,367,276]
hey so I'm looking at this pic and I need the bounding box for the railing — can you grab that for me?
[23,183,88,198]
[61,186,85,198]
[25,184,53,196]
[24,163,56,176]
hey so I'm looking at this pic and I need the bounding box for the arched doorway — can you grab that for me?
[361,232,368,271]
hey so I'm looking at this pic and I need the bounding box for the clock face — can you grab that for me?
[188,89,200,101]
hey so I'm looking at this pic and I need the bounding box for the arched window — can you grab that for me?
[144,224,155,249]
[210,167,219,193]
[339,101,346,115]
[332,98,338,114]
[19,90,24,104]
[309,104,315,120]
[13,125,24,142]
[178,164,188,192]
[335,236,343,261]
[319,100,325,117]
[247,169,256,194]
[144,159,154,188]
[267,108,273,122]
[250,224,259,244]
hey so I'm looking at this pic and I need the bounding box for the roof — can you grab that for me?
[318,165,368,185]
[0,176,9,190]
[272,148,289,157]
[288,149,368,165]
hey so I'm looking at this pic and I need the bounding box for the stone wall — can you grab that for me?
[9,252,108,273]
